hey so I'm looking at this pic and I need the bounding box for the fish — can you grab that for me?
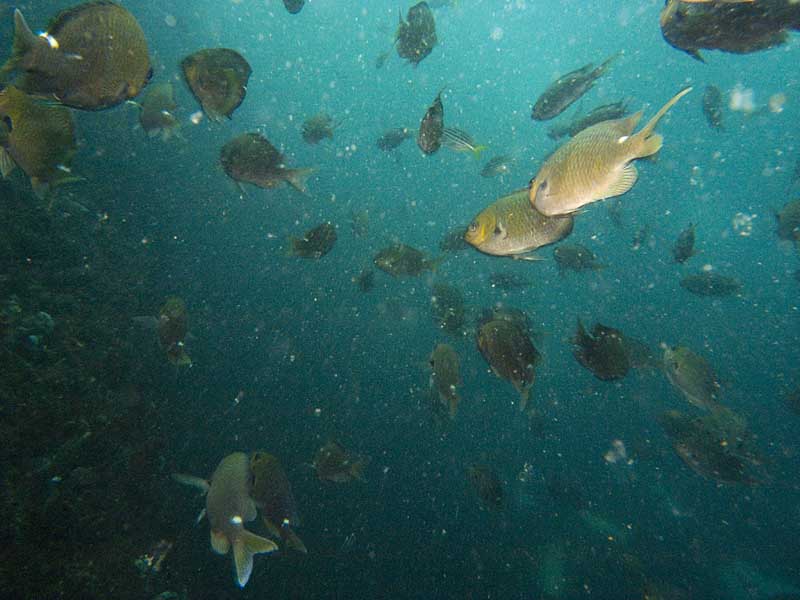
[0,3,151,110]
[354,268,375,292]
[659,0,800,61]
[376,127,412,151]
[430,282,465,335]
[530,87,693,216]
[680,272,741,296]
[488,272,531,291]
[480,154,514,178]
[158,297,192,367]
[283,0,305,14]
[0,85,77,198]
[248,451,306,554]
[663,346,721,410]
[467,464,504,511]
[302,112,339,144]
[289,222,337,259]
[776,199,800,243]
[465,189,574,260]
[531,53,620,121]
[373,243,439,277]
[181,48,251,122]
[672,224,697,263]
[441,127,487,159]
[631,225,650,251]
[702,85,724,129]
[417,88,445,154]
[135,82,179,141]
[657,407,767,485]
[312,440,368,483]
[395,2,438,66]
[572,320,630,381]
[553,243,605,273]
[173,453,278,588]
[547,101,630,140]
[429,343,461,419]
[476,315,540,412]
[220,132,315,194]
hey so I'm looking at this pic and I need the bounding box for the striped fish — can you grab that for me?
[441,127,487,159]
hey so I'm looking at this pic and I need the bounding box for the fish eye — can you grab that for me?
[539,179,548,192]
[468,221,478,232]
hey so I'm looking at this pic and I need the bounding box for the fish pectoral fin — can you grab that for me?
[262,517,282,540]
[0,148,16,178]
[605,164,638,198]
[171,473,211,494]
[211,529,230,555]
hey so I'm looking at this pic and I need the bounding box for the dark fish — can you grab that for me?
[439,226,470,253]
[350,210,369,237]
[136,82,179,140]
[375,51,390,69]
[658,407,767,485]
[477,315,540,412]
[376,127,412,151]
[547,100,630,140]
[417,88,445,154]
[680,272,741,296]
[702,85,724,129]
[249,451,306,553]
[395,2,438,66]
[554,244,605,273]
[181,48,251,122]
[158,296,191,366]
[430,281,465,335]
[302,112,338,144]
[441,127,487,159]
[283,0,305,14]
[672,223,697,263]
[776,199,800,242]
[467,464,504,511]
[354,269,374,292]
[289,222,337,259]
[0,4,151,110]
[220,132,314,193]
[0,85,77,198]
[488,272,531,291]
[373,243,439,277]
[480,154,514,178]
[660,0,800,61]
[531,53,620,121]
[429,343,461,419]
[572,320,630,381]
[312,441,368,483]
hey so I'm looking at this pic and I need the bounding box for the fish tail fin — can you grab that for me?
[636,86,692,146]
[285,167,316,194]
[0,10,38,81]
[283,527,308,554]
[233,531,278,587]
[517,386,531,412]
[471,145,488,160]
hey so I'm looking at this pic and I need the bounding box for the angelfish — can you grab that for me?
[529,87,692,216]
[174,453,278,588]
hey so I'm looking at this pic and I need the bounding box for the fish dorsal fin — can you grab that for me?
[0,10,42,81]
[605,163,638,198]
[636,87,692,142]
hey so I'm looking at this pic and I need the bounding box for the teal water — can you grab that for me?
[1,1,799,599]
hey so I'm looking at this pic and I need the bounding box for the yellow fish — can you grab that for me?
[529,87,692,216]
